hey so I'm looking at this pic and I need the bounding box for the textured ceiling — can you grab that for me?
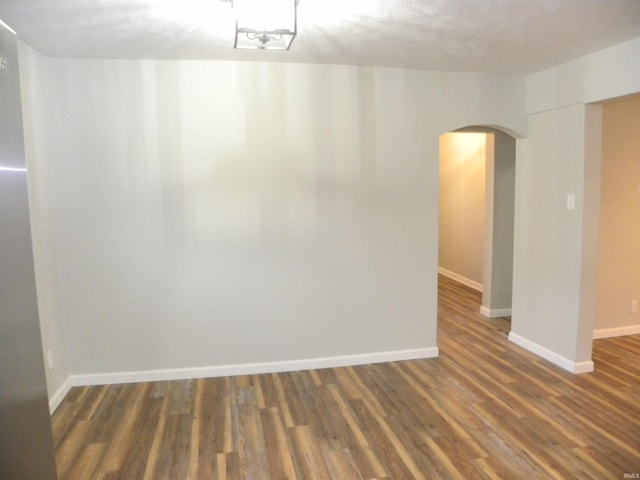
[1,0,640,74]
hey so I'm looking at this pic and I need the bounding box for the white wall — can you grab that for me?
[526,37,640,115]
[17,43,71,408]
[19,50,526,389]
[512,36,640,372]
[483,131,515,316]
[512,103,592,368]
[20,33,640,391]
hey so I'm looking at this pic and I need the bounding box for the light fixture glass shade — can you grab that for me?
[233,0,297,50]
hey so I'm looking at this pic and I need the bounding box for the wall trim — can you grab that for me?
[479,306,512,318]
[438,267,483,292]
[593,324,640,339]
[508,332,594,374]
[68,347,440,387]
[48,376,72,414]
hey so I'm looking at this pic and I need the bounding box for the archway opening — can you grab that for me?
[437,127,516,333]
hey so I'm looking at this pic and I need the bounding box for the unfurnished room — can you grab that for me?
[1,1,640,478]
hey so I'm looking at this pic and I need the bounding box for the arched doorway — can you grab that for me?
[438,126,516,320]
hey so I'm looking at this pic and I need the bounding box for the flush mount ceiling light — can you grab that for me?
[233,0,297,50]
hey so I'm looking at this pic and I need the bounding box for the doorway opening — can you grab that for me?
[593,94,640,342]
[437,127,516,326]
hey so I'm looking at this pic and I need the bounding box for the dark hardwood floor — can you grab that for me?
[52,275,640,479]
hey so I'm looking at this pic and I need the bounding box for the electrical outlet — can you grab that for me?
[632,300,638,313]
[46,350,54,371]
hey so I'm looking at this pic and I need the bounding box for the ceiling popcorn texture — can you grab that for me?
[1,0,640,74]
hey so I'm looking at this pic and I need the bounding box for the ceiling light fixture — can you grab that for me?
[233,0,297,50]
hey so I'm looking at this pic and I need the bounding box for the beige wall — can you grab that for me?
[595,95,640,332]
[438,132,487,288]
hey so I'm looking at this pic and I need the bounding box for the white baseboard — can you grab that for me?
[69,347,440,387]
[593,324,640,339]
[479,306,512,318]
[438,267,483,292]
[508,332,594,374]
[49,376,72,414]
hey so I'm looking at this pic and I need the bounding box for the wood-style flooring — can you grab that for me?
[52,275,640,479]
